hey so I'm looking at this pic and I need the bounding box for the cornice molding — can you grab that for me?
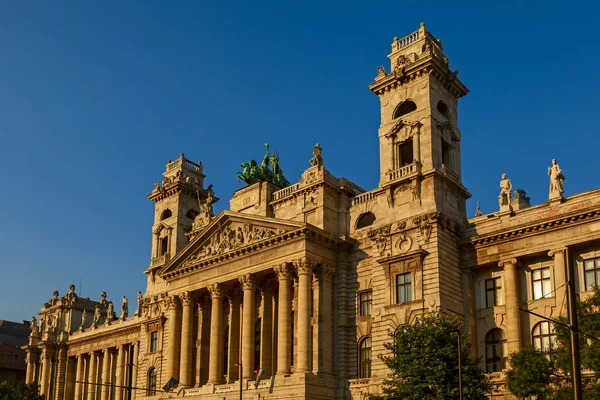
[67,324,141,348]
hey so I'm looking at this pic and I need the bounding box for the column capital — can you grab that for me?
[180,291,193,306]
[165,294,180,310]
[238,273,256,290]
[207,283,223,299]
[498,258,517,268]
[274,263,293,280]
[293,257,316,275]
[313,263,335,281]
[548,248,567,258]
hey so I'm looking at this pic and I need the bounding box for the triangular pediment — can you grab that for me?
[159,211,307,279]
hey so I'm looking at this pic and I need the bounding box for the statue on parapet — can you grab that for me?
[80,309,87,330]
[121,296,129,319]
[106,301,115,325]
[30,316,39,337]
[548,158,565,200]
[309,143,323,168]
[236,143,290,188]
[498,173,513,209]
[92,305,101,328]
[137,291,143,316]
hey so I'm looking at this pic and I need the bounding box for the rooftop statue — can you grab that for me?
[548,158,565,200]
[236,143,290,188]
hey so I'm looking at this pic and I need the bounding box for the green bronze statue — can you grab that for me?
[236,143,290,188]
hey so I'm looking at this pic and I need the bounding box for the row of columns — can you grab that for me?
[26,342,139,400]
[163,257,335,389]
[467,248,567,360]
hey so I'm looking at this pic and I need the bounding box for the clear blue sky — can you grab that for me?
[1,1,598,322]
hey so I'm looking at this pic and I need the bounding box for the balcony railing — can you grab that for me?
[387,161,419,182]
[150,254,169,268]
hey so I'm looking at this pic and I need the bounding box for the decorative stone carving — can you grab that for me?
[548,159,565,200]
[136,291,143,316]
[52,290,59,304]
[80,310,87,330]
[309,143,323,167]
[100,291,107,307]
[207,283,223,299]
[121,296,129,319]
[186,223,288,265]
[395,230,413,254]
[30,316,39,337]
[238,274,255,290]
[474,201,482,217]
[92,305,101,328]
[274,263,293,280]
[498,258,517,268]
[180,291,192,305]
[105,301,115,325]
[375,66,387,80]
[165,295,179,310]
[64,284,77,302]
[498,174,513,209]
[293,257,315,275]
[374,236,387,256]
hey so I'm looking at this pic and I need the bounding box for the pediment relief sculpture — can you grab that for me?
[183,223,290,266]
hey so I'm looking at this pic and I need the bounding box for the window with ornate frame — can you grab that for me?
[485,277,503,308]
[532,321,556,352]
[358,337,372,378]
[584,257,600,291]
[532,267,552,299]
[359,291,372,316]
[485,328,507,372]
[147,368,157,396]
[396,273,412,304]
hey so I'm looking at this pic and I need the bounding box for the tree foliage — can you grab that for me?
[369,313,491,400]
[506,288,600,399]
[0,381,43,400]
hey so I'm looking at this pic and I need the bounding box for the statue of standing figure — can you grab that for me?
[93,305,101,327]
[498,173,513,208]
[106,301,115,324]
[121,296,129,319]
[30,316,39,337]
[548,158,565,199]
[309,143,323,167]
[137,291,143,316]
[80,309,87,329]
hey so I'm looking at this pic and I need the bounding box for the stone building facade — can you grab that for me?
[0,320,30,386]
[23,23,600,400]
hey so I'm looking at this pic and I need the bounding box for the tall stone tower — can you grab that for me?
[368,22,469,223]
[350,23,471,384]
[145,153,214,291]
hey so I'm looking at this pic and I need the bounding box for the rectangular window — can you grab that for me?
[584,257,600,291]
[441,139,451,168]
[398,139,414,167]
[359,291,372,316]
[396,273,412,304]
[150,331,159,353]
[485,278,502,308]
[532,267,552,299]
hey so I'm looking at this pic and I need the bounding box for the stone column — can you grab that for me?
[194,299,207,387]
[74,354,85,400]
[226,290,242,382]
[115,345,125,400]
[275,263,293,375]
[55,345,69,400]
[131,342,139,398]
[466,271,478,359]
[87,352,98,400]
[549,248,567,314]
[179,292,194,387]
[499,258,522,355]
[100,349,111,400]
[165,295,181,381]
[207,283,224,384]
[313,264,334,375]
[39,348,51,397]
[294,257,314,373]
[239,274,256,379]
[260,285,274,378]
[64,356,77,400]
[25,349,38,384]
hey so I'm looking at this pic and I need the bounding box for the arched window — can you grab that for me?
[147,368,157,396]
[485,328,507,372]
[532,322,556,352]
[356,212,376,229]
[223,324,229,375]
[437,100,450,120]
[185,209,199,219]
[359,337,372,378]
[160,209,172,221]
[393,100,417,119]
[254,318,262,370]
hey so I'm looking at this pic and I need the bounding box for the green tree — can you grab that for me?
[505,346,554,399]
[506,288,600,399]
[0,382,43,400]
[369,313,491,400]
